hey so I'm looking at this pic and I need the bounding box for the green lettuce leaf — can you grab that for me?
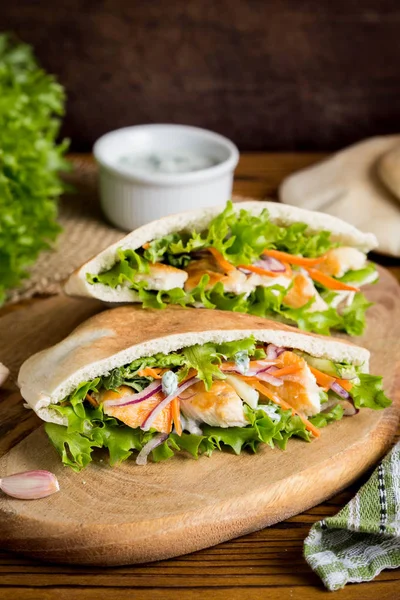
[183,343,225,390]
[340,292,372,337]
[44,403,314,471]
[216,337,266,360]
[45,422,103,471]
[135,283,191,309]
[309,404,344,428]
[87,249,149,288]
[0,34,69,305]
[280,303,343,336]
[277,223,335,257]
[351,374,391,410]
[338,263,378,286]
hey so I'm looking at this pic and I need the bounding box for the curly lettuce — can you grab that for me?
[0,34,69,305]
[45,403,312,472]
[350,374,392,410]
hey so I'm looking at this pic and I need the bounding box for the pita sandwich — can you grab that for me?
[64,201,378,337]
[18,306,390,470]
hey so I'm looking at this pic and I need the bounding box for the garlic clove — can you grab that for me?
[0,470,60,500]
[0,363,10,388]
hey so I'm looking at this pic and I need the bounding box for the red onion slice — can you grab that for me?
[103,380,162,408]
[256,256,286,272]
[136,433,168,466]
[142,377,199,431]
[256,371,283,386]
[255,359,281,368]
[330,381,350,400]
[266,344,286,359]
[238,256,286,276]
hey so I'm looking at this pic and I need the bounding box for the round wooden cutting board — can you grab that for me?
[0,267,399,566]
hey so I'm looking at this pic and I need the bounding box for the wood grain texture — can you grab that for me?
[0,268,399,568]
[0,153,399,598]
[2,2,400,151]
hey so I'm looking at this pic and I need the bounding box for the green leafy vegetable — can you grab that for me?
[45,403,313,471]
[309,404,344,428]
[338,263,378,286]
[182,343,224,390]
[351,374,391,410]
[45,423,102,471]
[0,34,69,305]
[340,293,372,337]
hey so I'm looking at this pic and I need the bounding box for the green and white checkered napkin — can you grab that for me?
[304,442,400,591]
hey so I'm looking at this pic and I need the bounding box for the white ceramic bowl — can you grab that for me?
[93,124,239,231]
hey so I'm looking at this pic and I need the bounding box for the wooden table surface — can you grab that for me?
[0,153,399,600]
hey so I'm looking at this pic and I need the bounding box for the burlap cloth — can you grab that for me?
[6,156,247,304]
[6,156,125,304]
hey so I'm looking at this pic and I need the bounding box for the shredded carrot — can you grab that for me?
[207,247,236,273]
[263,249,326,267]
[171,397,182,436]
[167,404,173,433]
[137,367,167,379]
[309,366,354,393]
[293,412,321,439]
[304,267,359,292]
[269,364,302,378]
[309,366,336,389]
[85,393,99,408]
[335,378,353,392]
[248,379,321,438]
[142,242,150,250]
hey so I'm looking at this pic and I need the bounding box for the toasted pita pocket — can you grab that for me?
[64,201,378,302]
[19,306,369,426]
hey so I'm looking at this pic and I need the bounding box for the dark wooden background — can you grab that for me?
[1,0,400,151]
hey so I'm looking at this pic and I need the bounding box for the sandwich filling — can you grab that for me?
[86,202,378,336]
[45,337,390,471]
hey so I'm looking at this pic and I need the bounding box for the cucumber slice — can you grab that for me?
[303,356,338,377]
[301,354,357,380]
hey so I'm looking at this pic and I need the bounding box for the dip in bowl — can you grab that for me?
[94,124,239,230]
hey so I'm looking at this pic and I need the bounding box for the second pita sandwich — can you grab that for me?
[18,306,390,471]
[65,201,378,336]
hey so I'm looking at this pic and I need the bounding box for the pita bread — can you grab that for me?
[18,305,370,426]
[64,201,378,302]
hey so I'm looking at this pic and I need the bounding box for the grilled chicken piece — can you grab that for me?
[180,380,248,427]
[247,273,292,291]
[318,247,366,278]
[283,272,328,312]
[101,386,172,433]
[264,351,321,417]
[134,263,187,291]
